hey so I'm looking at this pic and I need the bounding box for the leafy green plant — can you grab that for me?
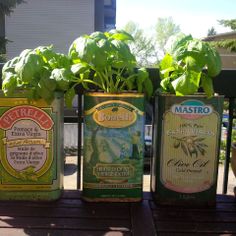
[2,45,75,104]
[159,34,222,97]
[68,30,153,99]
[2,30,153,107]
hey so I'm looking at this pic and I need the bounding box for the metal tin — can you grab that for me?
[0,91,64,200]
[151,93,224,206]
[83,92,145,202]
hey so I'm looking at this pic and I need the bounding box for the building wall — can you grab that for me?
[217,47,236,70]
[5,0,95,59]
[204,32,236,70]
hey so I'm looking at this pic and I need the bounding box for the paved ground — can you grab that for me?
[64,156,236,195]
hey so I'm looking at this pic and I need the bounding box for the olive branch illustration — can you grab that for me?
[171,135,208,158]
[18,166,38,181]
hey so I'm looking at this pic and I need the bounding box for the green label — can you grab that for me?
[83,95,144,199]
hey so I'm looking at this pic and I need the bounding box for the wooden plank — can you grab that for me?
[216,194,236,203]
[153,209,236,222]
[0,216,131,231]
[157,233,231,236]
[142,191,152,200]
[131,200,157,236]
[150,201,236,212]
[0,228,131,236]
[0,198,130,210]
[61,190,82,199]
[154,221,236,234]
[0,198,86,207]
[150,194,236,235]
[0,191,235,235]
[0,205,130,219]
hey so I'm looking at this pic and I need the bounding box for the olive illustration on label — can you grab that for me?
[174,140,180,148]
[172,135,208,158]
[18,166,38,181]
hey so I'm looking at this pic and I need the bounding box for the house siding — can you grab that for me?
[203,32,236,70]
[5,0,95,59]
[217,48,236,70]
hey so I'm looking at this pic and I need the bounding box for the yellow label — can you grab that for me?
[0,97,48,107]
[86,100,143,128]
[161,101,220,193]
[0,105,54,183]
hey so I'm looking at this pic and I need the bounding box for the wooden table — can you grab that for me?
[0,191,235,235]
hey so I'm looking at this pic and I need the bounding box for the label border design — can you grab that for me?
[160,107,220,193]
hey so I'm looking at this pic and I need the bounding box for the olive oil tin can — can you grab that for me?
[0,92,64,200]
[83,92,145,202]
[151,93,224,206]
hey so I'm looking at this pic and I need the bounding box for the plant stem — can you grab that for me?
[114,68,122,91]
[96,71,106,91]
[120,74,136,90]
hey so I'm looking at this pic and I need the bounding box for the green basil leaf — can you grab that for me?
[160,53,173,70]
[65,87,76,108]
[137,68,148,82]
[160,77,172,92]
[68,37,88,61]
[15,53,44,82]
[48,53,71,69]
[91,49,107,69]
[2,72,17,96]
[2,56,19,73]
[39,76,57,92]
[18,49,33,58]
[90,31,107,41]
[24,88,41,101]
[159,53,174,79]
[71,62,90,75]
[166,34,192,54]
[108,29,134,41]
[36,84,54,104]
[185,40,207,68]
[185,56,202,72]
[172,70,201,96]
[201,73,214,98]
[111,40,135,60]
[34,45,55,63]
[206,45,222,77]
[50,68,71,91]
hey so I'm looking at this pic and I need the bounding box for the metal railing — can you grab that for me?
[0,63,235,193]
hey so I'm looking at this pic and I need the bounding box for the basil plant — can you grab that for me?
[68,30,153,99]
[2,45,75,105]
[159,34,222,97]
[1,30,154,107]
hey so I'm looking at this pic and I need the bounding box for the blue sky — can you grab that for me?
[116,0,236,38]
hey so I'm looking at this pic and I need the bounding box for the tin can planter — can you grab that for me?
[151,93,224,206]
[0,91,64,201]
[83,92,145,202]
